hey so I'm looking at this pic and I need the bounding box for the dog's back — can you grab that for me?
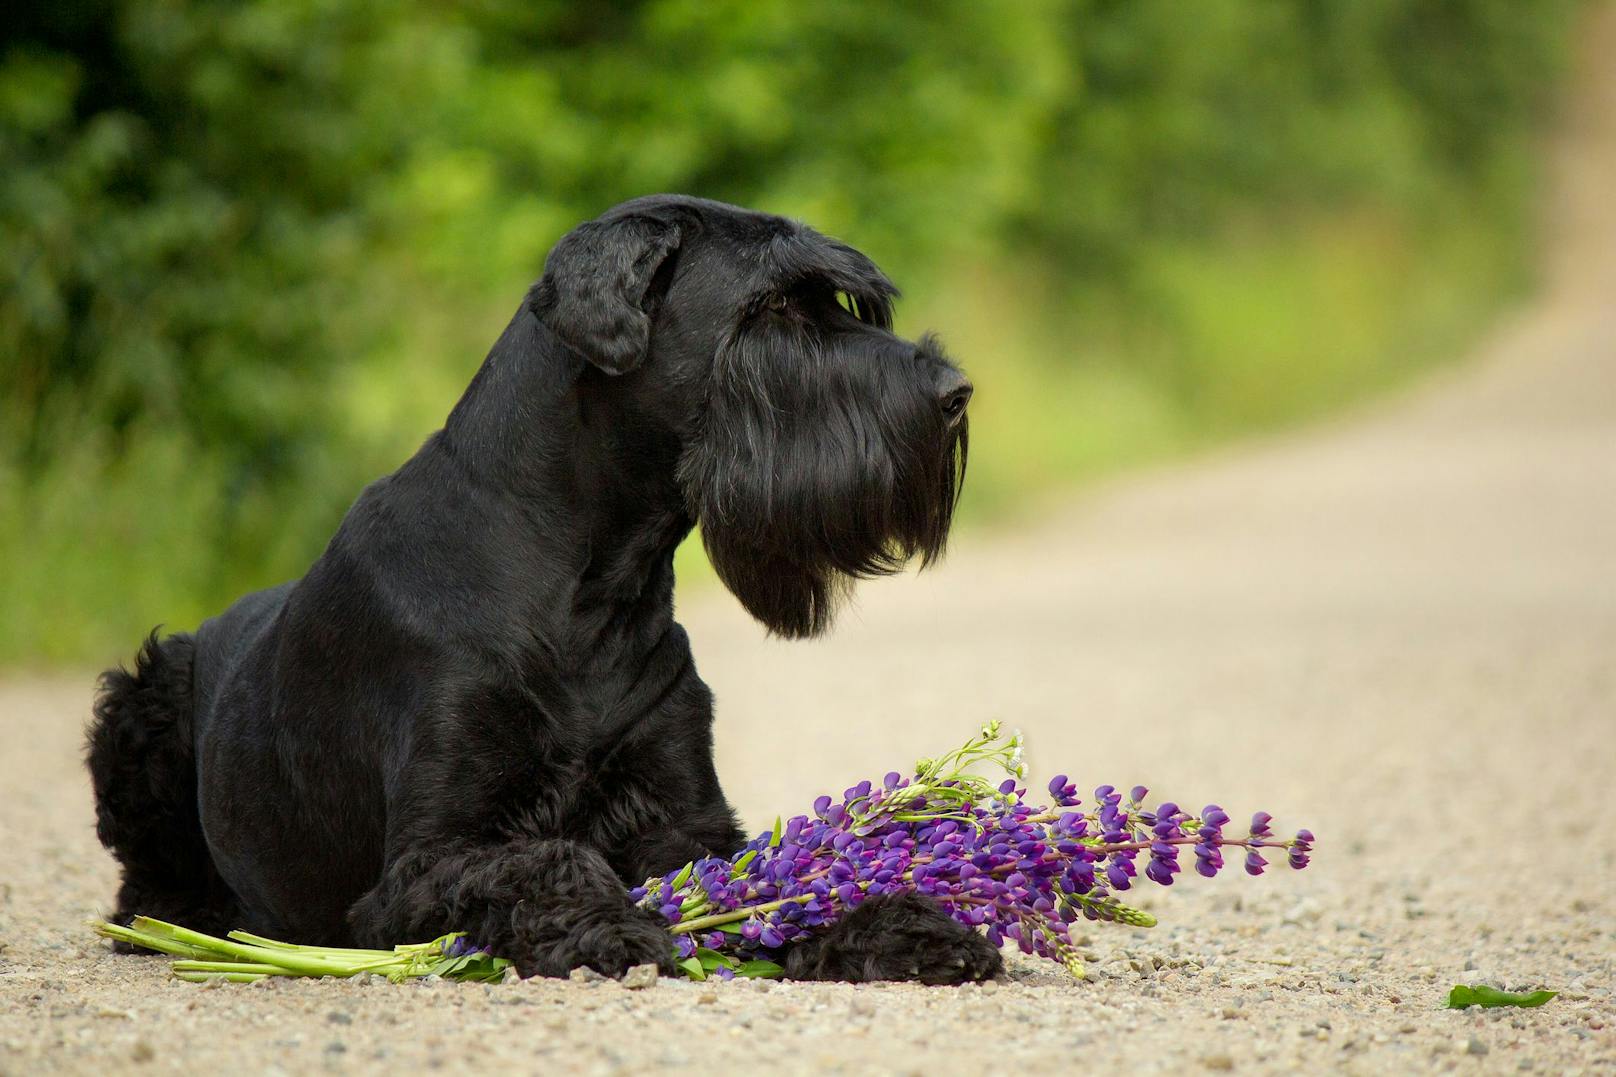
[190,582,294,732]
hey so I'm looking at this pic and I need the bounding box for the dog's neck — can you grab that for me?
[440,308,694,657]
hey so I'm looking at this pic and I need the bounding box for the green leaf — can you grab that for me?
[695,947,736,971]
[474,959,515,983]
[716,922,746,935]
[449,954,514,983]
[670,862,693,890]
[676,957,706,981]
[427,955,469,978]
[1447,985,1558,1009]
[733,850,757,873]
[735,960,785,979]
[768,815,783,848]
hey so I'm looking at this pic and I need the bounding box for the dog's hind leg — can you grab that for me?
[86,631,240,946]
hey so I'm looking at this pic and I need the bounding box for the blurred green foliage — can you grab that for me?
[0,0,1578,664]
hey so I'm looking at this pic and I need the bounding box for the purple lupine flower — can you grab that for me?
[1194,841,1224,878]
[623,724,1311,982]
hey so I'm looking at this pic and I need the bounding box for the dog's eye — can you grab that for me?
[765,292,788,312]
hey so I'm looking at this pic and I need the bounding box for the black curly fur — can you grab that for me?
[86,631,241,946]
[85,195,976,981]
[783,893,1003,984]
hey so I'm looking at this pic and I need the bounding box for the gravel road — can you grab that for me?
[3,10,1614,1075]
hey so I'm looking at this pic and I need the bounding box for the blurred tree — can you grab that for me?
[0,0,1579,662]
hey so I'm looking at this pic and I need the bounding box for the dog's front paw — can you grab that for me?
[514,904,675,980]
[906,918,1004,986]
[784,892,1003,984]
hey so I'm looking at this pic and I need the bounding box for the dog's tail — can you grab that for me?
[86,630,237,942]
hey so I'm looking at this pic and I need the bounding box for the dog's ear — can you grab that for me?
[534,214,682,375]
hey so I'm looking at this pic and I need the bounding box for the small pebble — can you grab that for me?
[569,966,607,985]
[620,964,659,990]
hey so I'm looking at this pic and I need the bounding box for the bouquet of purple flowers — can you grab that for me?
[95,722,1311,984]
[637,721,1312,981]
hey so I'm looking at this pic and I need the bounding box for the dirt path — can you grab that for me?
[4,9,1615,1075]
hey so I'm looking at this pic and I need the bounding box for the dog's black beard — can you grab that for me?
[682,325,967,638]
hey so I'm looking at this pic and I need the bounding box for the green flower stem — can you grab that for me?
[94,921,216,960]
[92,917,473,982]
[171,961,291,977]
[223,930,410,956]
[174,970,276,984]
[668,894,814,935]
[120,919,363,976]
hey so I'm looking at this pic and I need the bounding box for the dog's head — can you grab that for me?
[531,195,971,638]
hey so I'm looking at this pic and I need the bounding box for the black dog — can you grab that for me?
[86,194,995,983]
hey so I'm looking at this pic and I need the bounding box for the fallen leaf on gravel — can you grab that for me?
[1446,985,1557,1009]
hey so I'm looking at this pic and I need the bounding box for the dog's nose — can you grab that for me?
[937,373,973,427]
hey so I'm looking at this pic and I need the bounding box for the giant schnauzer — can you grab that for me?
[86,194,993,983]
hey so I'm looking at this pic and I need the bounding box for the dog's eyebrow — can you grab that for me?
[761,230,898,329]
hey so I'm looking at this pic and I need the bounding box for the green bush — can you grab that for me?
[0,0,1578,664]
